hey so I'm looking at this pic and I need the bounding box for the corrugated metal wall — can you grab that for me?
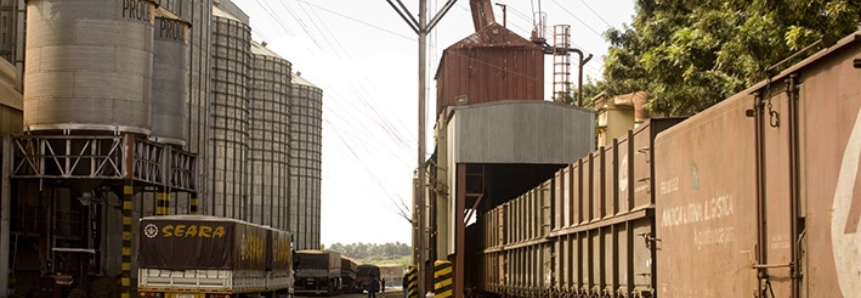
[447,101,594,164]
[249,41,292,231]
[290,75,323,249]
[435,24,545,116]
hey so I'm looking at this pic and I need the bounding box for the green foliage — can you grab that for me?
[593,0,860,116]
[325,242,412,260]
[362,255,412,268]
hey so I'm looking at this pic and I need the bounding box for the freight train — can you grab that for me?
[467,31,861,298]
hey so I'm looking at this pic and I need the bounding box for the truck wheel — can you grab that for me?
[89,277,119,298]
[68,287,88,298]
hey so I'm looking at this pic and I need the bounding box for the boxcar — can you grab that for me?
[654,30,861,297]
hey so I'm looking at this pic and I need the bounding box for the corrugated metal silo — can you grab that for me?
[207,6,251,220]
[160,0,213,208]
[290,73,323,249]
[248,41,291,231]
[0,0,22,65]
[24,0,157,134]
[151,8,190,145]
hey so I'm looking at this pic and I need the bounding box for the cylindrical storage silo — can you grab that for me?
[160,0,212,212]
[151,8,190,146]
[24,0,157,134]
[290,73,323,250]
[207,6,251,220]
[248,41,291,231]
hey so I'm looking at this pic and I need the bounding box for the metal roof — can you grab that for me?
[292,73,319,88]
[251,40,286,59]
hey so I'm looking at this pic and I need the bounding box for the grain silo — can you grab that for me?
[208,5,251,220]
[290,73,323,249]
[12,1,197,297]
[151,8,190,146]
[157,0,213,215]
[24,0,156,134]
[249,41,292,231]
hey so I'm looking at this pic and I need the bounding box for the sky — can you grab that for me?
[227,0,637,246]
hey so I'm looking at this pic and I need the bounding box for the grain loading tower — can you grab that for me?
[290,73,323,249]
[249,40,292,231]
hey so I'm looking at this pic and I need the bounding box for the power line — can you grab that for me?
[297,0,415,41]
[579,0,613,28]
[549,0,604,38]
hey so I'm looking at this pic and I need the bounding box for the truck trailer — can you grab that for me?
[294,250,341,296]
[137,215,294,298]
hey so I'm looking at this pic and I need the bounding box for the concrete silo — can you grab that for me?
[290,73,323,250]
[249,41,292,231]
[207,5,251,220]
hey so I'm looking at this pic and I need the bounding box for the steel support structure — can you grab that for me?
[0,133,197,296]
[0,136,12,297]
[455,164,466,298]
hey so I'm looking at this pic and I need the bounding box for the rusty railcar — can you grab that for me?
[474,119,681,298]
[655,31,861,297]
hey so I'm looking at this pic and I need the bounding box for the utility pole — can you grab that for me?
[385,0,458,297]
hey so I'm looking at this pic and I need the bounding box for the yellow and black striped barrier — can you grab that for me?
[406,265,418,298]
[434,261,453,298]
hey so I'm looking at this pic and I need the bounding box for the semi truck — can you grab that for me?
[294,250,341,296]
[340,256,358,294]
[137,215,294,298]
[355,264,381,294]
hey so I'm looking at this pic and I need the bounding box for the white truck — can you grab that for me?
[137,215,295,298]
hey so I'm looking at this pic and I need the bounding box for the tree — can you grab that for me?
[596,0,860,116]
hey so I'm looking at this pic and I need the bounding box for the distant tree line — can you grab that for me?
[324,242,411,260]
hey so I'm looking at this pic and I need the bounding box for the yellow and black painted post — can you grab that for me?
[406,265,418,298]
[156,189,170,215]
[122,181,134,298]
[190,194,199,215]
[433,261,453,298]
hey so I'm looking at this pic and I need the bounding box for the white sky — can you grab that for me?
[228,0,636,246]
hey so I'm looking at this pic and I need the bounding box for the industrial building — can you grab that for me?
[0,0,324,296]
[418,1,597,296]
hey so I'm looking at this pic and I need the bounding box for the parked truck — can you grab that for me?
[294,250,341,296]
[340,256,358,294]
[355,264,381,294]
[137,215,294,298]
